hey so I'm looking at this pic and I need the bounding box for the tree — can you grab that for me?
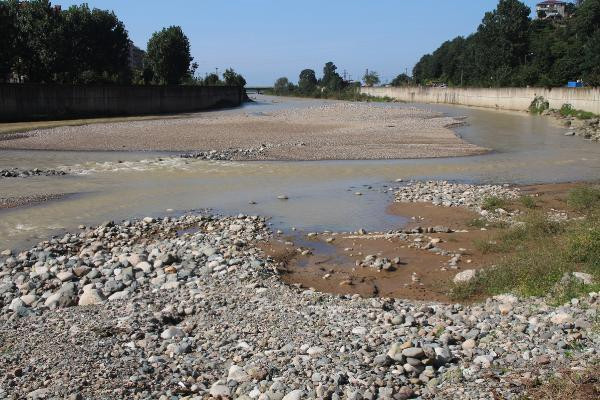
[321,61,343,91]
[391,73,411,87]
[298,69,317,94]
[146,26,193,85]
[203,73,222,86]
[273,77,293,95]
[0,0,17,81]
[362,70,380,87]
[12,0,63,83]
[223,68,246,87]
[58,4,130,84]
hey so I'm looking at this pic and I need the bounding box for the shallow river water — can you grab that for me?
[1,96,599,249]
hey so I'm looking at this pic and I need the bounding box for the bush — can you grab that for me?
[520,195,537,209]
[481,196,509,211]
[567,186,600,212]
[559,104,598,120]
[529,96,549,115]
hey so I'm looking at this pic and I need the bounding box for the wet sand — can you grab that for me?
[268,182,585,302]
[0,101,487,160]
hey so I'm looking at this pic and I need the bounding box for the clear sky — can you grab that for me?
[55,0,543,86]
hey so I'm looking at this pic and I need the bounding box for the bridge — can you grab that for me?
[245,87,272,95]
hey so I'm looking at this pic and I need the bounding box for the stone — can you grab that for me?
[453,269,477,284]
[402,347,425,359]
[462,339,476,350]
[209,384,230,398]
[56,271,74,282]
[572,272,594,285]
[78,288,106,306]
[161,326,185,340]
[282,390,304,400]
[227,365,250,382]
[550,312,573,325]
[307,346,325,356]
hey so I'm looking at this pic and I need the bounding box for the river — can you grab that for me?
[1,95,599,249]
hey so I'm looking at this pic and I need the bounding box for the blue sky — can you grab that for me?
[56,0,544,85]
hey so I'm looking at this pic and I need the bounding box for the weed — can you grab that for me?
[567,186,600,212]
[520,196,537,209]
[559,103,598,120]
[481,196,509,211]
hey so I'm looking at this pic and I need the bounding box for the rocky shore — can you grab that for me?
[0,168,67,179]
[0,194,66,210]
[1,207,598,399]
[544,110,600,142]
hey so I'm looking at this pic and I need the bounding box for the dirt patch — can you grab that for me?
[266,182,589,302]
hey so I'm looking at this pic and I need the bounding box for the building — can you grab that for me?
[536,0,567,19]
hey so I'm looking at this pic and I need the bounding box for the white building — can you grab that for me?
[536,0,567,19]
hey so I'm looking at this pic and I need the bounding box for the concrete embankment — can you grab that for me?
[361,86,600,114]
[0,84,244,122]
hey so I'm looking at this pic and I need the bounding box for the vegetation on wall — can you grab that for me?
[413,0,600,87]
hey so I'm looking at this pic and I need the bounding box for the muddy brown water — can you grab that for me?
[1,96,599,250]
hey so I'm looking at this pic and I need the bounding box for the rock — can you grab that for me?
[227,365,250,382]
[402,347,425,359]
[44,282,77,308]
[453,269,477,284]
[56,271,74,282]
[307,346,325,356]
[209,384,230,398]
[282,390,304,400]
[462,339,476,350]
[277,195,289,200]
[572,272,594,285]
[160,326,185,339]
[550,312,573,325]
[78,288,106,306]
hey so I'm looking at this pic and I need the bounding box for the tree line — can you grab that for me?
[413,0,600,87]
[271,62,414,100]
[0,0,246,86]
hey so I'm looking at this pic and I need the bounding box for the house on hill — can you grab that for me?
[536,0,568,19]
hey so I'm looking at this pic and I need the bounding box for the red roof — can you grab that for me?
[537,0,566,5]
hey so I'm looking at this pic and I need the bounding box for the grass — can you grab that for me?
[567,186,600,212]
[524,362,599,400]
[453,185,600,303]
[481,196,510,211]
[519,195,537,209]
[559,103,599,120]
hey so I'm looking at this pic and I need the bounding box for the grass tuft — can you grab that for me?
[481,196,509,211]
[567,186,600,212]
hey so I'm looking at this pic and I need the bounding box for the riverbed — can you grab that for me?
[1,95,599,249]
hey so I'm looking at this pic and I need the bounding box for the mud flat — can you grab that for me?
[0,101,487,160]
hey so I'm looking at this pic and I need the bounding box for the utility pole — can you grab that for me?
[215,67,219,77]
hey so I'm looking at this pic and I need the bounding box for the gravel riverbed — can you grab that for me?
[0,205,598,399]
[0,102,487,160]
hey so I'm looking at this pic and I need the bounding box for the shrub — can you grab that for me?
[567,186,600,212]
[481,196,509,211]
[520,195,537,209]
[559,103,598,120]
[529,96,549,114]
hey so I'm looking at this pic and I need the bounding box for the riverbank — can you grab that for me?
[0,100,487,160]
[1,205,598,399]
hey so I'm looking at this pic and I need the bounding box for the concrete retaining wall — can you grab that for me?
[0,84,243,122]
[360,86,600,115]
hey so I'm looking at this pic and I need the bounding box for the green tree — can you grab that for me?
[321,61,343,91]
[12,0,63,83]
[203,73,222,86]
[273,77,293,95]
[223,68,246,87]
[146,26,193,85]
[0,0,17,81]
[391,73,411,87]
[58,4,130,84]
[362,70,380,87]
[298,69,317,94]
